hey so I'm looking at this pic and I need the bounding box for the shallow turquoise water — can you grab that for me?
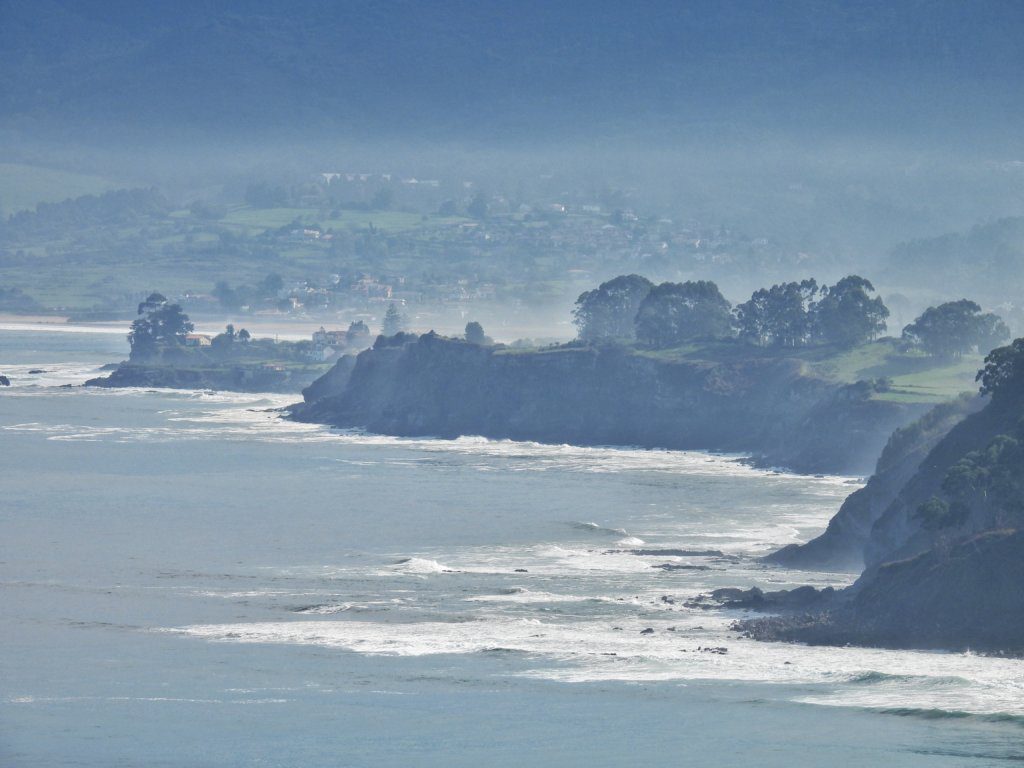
[1,328,1022,766]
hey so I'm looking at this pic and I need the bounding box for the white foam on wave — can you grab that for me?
[465,588,603,604]
[571,521,631,537]
[616,536,645,546]
[0,362,108,390]
[296,603,354,615]
[168,606,1024,719]
[391,557,455,574]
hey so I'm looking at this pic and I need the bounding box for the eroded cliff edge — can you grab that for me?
[290,333,929,476]
[742,346,1024,654]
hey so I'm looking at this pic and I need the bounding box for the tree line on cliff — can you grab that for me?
[573,274,1009,355]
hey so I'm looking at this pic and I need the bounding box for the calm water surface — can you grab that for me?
[1,328,1022,767]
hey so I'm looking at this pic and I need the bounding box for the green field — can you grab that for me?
[635,338,983,405]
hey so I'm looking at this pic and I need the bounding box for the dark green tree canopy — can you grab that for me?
[572,274,653,342]
[735,279,819,347]
[464,321,491,345]
[382,302,407,336]
[812,275,889,347]
[346,320,371,346]
[137,292,167,316]
[977,338,1024,400]
[128,297,194,360]
[634,280,733,349]
[903,299,1010,357]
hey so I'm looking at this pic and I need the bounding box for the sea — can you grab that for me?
[1,326,1022,767]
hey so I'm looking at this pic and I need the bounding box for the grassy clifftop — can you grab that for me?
[631,337,982,405]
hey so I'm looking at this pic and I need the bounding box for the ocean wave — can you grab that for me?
[295,602,354,615]
[877,707,1024,725]
[571,521,629,537]
[847,670,971,687]
[465,589,600,604]
[391,557,457,574]
[0,362,107,389]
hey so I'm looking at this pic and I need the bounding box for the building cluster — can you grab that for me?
[310,321,372,361]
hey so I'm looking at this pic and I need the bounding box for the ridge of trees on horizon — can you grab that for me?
[573,274,1009,355]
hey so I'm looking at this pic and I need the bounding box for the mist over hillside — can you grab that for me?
[2,0,1023,321]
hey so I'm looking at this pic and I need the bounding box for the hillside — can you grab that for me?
[745,338,1024,652]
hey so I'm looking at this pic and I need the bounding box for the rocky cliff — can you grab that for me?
[741,529,1024,654]
[291,333,929,475]
[745,353,1024,653]
[767,395,983,570]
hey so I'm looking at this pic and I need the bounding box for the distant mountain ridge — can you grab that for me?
[3,0,1023,143]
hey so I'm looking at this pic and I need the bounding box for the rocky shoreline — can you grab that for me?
[84,361,325,393]
[289,333,929,476]
[735,530,1024,656]
[734,350,1024,656]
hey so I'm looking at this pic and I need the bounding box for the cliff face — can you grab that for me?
[743,530,1024,654]
[748,377,1024,653]
[291,334,927,475]
[300,354,357,403]
[860,395,1021,568]
[767,395,982,571]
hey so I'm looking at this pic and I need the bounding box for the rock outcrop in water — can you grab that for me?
[746,342,1024,654]
[85,362,324,393]
[291,332,929,475]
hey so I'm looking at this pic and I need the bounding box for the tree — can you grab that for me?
[346,321,371,347]
[465,321,491,345]
[977,337,1024,399]
[974,312,1013,355]
[128,299,194,359]
[237,328,251,343]
[382,303,406,336]
[137,292,167,316]
[211,323,236,353]
[371,187,394,210]
[259,273,284,297]
[572,274,653,342]
[467,192,489,220]
[212,281,238,310]
[812,275,889,347]
[735,279,819,347]
[940,434,1024,529]
[634,280,733,349]
[903,300,1010,357]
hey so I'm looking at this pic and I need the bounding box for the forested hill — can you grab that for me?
[3,0,1023,143]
